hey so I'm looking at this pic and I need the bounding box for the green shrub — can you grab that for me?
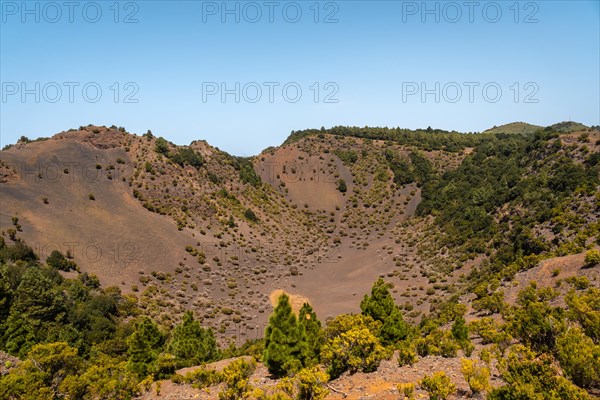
[155,137,169,155]
[461,341,475,357]
[244,208,258,222]
[170,147,204,169]
[469,318,502,344]
[333,149,358,165]
[46,250,76,271]
[126,317,165,378]
[566,276,590,290]
[177,366,221,388]
[0,342,80,399]
[415,338,429,357]
[231,157,260,186]
[417,329,458,358]
[439,335,458,358]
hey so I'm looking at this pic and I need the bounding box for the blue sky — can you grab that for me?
[1,1,599,155]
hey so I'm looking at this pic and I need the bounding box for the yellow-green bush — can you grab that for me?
[397,382,415,399]
[420,371,456,400]
[397,341,417,367]
[218,358,256,400]
[556,327,600,389]
[460,358,491,395]
[489,345,591,400]
[321,314,387,378]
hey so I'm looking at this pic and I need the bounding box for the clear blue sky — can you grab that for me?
[1,0,599,155]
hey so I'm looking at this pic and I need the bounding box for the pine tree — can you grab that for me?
[0,266,12,324]
[360,278,409,345]
[168,311,218,367]
[452,315,469,342]
[127,317,164,377]
[298,303,322,365]
[12,267,63,322]
[264,293,307,377]
[3,313,36,358]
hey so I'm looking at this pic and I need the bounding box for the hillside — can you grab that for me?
[0,125,480,338]
[0,122,599,399]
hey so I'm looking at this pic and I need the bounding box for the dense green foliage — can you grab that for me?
[285,126,488,152]
[507,283,566,352]
[154,136,204,169]
[0,237,37,264]
[2,233,599,398]
[0,238,220,398]
[45,250,77,272]
[154,137,169,155]
[222,155,262,186]
[170,147,204,169]
[461,358,491,395]
[585,249,600,266]
[218,358,256,400]
[0,255,128,359]
[451,315,468,343]
[244,208,259,222]
[0,342,83,399]
[333,149,358,165]
[418,129,599,283]
[384,149,433,186]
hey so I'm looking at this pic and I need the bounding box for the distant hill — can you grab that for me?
[550,121,590,133]
[483,122,543,135]
[483,121,591,135]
